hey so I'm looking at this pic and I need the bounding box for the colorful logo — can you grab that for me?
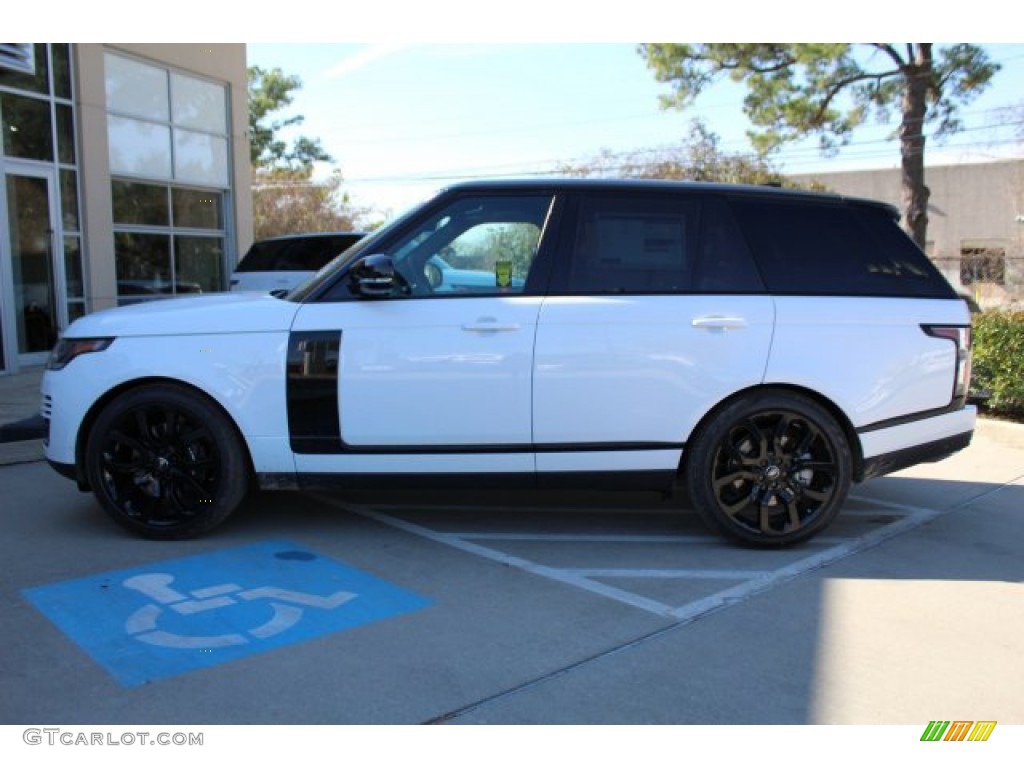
[921,721,997,742]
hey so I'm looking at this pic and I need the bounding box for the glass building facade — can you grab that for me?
[0,43,251,373]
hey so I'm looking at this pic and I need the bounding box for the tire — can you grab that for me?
[84,383,250,539]
[682,390,852,547]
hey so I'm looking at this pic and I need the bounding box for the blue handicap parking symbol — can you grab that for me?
[23,540,431,688]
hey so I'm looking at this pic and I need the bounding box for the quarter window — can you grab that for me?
[732,198,954,298]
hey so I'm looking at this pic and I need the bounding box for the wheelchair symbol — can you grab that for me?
[122,573,357,649]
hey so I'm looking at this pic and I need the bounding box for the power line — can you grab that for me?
[336,120,1024,185]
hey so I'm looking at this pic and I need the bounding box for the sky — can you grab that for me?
[248,41,1024,219]
[16,3,1022,221]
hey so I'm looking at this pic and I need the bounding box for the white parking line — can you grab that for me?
[324,500,685,616]
[314,494,948,624]
[451,533,718,544]
[568,568,775,580]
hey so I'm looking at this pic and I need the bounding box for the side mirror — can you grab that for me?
[349,253,397,298]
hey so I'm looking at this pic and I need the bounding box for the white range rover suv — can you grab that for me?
[42,180,975,546]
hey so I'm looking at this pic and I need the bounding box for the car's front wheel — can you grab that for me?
[85,383,249,539]
[683,390,852,547]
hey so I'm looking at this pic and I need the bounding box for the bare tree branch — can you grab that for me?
[871,44,907,68]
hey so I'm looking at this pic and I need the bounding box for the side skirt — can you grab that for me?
[256,470,678,493]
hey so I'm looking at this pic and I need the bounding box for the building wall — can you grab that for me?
[791,160,1024,308]
[74,43,253,313]
[0,43,252,374]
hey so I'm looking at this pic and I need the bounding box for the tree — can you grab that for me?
[558,120,801,187]
[248,65,332,171]
[252,169,371,241]
[639,44,1000,247]
[249,66,372,237]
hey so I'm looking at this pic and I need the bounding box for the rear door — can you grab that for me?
[532,192,775,476]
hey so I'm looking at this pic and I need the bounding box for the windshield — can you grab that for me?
[285,193,442,302]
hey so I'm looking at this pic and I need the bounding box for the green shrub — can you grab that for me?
[972,310,1024,414]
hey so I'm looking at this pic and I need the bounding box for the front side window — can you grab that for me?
[326,194,553,300]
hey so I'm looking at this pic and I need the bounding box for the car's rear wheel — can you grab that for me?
[85,384,249,539]
[683,391,852,547]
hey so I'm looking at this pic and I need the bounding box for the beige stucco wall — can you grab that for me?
[73,43,252,311]
[791,160,1024,307]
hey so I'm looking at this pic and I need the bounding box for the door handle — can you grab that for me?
[462,317,520,332]
[691,315,748,330]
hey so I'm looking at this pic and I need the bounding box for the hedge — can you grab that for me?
[971,310,1024,414]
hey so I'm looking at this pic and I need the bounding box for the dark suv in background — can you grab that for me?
[229,232,366,293]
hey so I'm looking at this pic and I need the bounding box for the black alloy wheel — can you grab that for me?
[85,384,249,539]
[683,391,852,547]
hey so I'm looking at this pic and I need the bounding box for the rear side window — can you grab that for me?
[236,235,363,272]
[565,195,765,295]
[568,196,698,294]
[731,198,955,297]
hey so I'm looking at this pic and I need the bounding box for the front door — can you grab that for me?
[3,165,63,368]
[288,192,557,477]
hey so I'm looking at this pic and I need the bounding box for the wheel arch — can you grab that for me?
[73,376,256,491]
[681,383,864,481]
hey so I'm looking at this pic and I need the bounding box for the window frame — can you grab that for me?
[111,178,227,303]
[311,189,564,303]
[103,49,230,188]
[104,50,234,303]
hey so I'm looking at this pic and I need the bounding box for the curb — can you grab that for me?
[0,439,44,466]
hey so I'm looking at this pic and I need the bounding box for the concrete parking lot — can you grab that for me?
[1,369,1022,724]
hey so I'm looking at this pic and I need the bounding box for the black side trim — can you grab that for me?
[858,431,973,482]
[857,403,964,434]
[287,331,344,453]
[286,470,677,493]
[302,441,684,456]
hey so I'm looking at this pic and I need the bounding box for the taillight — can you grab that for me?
[922,325,972,404]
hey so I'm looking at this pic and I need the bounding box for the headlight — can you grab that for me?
[46,338,115,371]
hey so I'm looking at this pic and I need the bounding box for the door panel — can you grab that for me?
[291,297,543,449]
[533,295,775,465]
